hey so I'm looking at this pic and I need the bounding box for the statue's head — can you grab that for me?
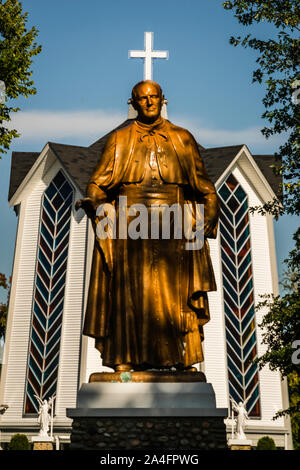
[130,80,164,123]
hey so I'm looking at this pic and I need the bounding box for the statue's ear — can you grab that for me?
[128,97,138,110]
[131,99,138,111]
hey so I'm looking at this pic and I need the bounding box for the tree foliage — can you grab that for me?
[256,436,277,450]
[8,433,31,450]
[0,0,42,156]
[0,1,41,341]
[223,0,300,449]
[223,0,300,217]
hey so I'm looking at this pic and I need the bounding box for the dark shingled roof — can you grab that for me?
[8,122,281,201]
[252,154,281,195]
[201,145,244,184]
[201,146,281,195]
[8,151,40,201]
[48,142,100,195]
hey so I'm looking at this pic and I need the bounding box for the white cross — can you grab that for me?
[129,32,168,80]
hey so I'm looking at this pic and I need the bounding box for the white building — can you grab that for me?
[0,118,293,449]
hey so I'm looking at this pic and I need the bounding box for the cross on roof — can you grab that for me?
[129,32,168,81]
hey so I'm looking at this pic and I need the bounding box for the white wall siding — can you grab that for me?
[204,235,229,409]
[0,159,87,429]
[0,176,48,425]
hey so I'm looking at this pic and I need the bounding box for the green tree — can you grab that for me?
[222,1,300,449]
[222,0,300,217]
[8,433,31,450]
[288,371,300,450]
[0,1,41,331]
[256,436,277,450]
[0,0,42,156]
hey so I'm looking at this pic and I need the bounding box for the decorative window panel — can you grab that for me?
[218,173,261,417]
[24,170,73,414]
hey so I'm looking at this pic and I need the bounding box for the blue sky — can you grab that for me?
[0,0,298,303]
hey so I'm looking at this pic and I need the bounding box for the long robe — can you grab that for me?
[83,117,219,369]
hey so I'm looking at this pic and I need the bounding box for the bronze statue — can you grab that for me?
[76,81,219,373]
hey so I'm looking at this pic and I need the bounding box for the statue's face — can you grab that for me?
[133,82,163,123]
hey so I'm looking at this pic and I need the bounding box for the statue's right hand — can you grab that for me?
[75,197,96,219]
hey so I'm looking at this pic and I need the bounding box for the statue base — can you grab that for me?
[32,436,54,451]
[67,379,228,450]
[89,370,206,383]
[228,439,253,450]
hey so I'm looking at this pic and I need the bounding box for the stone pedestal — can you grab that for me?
[228,438,253,450]
[67,379,228,450]
[32,436,54,450]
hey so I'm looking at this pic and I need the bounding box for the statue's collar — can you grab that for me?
[134,117,168,142]
[134,116,166,133]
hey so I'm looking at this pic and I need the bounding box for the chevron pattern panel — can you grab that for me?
[24,170,73,414]
[218,173,261,417]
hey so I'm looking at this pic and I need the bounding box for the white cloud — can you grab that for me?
[172,115,287,152]
[7,109,126,143]
[7,109,286,153]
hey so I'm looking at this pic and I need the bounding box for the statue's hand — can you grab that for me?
[75,197,96,219]
[204,220,216,238]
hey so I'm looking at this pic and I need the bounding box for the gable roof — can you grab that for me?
[8,122,281,201]
[48,142,99,195]
[201,145,244,183]
[8,151,40,201]
[252,154,281,195]
[200,146,281,195]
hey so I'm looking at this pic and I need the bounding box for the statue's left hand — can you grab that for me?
[75,197,96,219]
